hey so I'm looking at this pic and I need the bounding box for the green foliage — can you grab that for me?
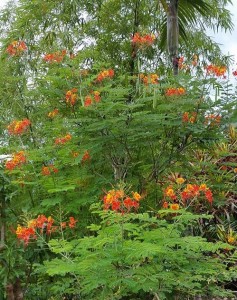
[0,0,236,299]
[39,208,236,299]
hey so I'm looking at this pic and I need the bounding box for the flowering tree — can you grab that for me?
[0,0,236,299]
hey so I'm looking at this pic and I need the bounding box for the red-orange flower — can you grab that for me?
[41,165,58,176]
[205,189,213,204]
[68,216,78,228]
[170,203,180,210]
[16,214,55,244]
[199,184,207,191]
[139,73,159,85]
[65,88,78,106]
[54,133,72,145]
[84,91,101,107]
[7,119,31,135]
[181,183,213,204]
[48,109,59,118]
[6,41,27,56]
[42,166,50,176]
[84,95,92,107]
[35,214,48,229]
[43,50,67,63]
[15,225,35,245]
[96,69,114,82]
[103,188,143,212]
[163,180,213,210]
[182,112,197,124]
[164,186,176,200]
[132,33,156,48]
[111,200,121,211]
[182,184,200,200]
[123,197,133,209]
[182,112,189,123]
[206,64,227,77]
[165,87,185,96]
[82,150,90,162]
[93,91,101,102]
[5,151,26,171]
[132,192,142,201]
[15,213,78,246]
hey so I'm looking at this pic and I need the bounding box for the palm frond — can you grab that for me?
[158,0,233,53]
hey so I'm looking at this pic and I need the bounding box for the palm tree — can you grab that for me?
[159,0,233,75]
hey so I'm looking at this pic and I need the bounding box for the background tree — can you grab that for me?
[158,0,233,74]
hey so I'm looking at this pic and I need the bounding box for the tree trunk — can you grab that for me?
[6,283,15,300]
[5,279,24,300]
[13,279,24,300]
[167,0,179,75]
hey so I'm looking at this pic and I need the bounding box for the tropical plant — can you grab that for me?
[0,0,236,299]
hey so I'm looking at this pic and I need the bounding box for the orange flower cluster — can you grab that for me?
[182,112,197,123]
[132,32,156,47]
[162,180,213,210]
[7,119,31,135]
[96,69,114,82]
[103,189,142,212]
[43,50,67,63]
[6,41,27,56]
[15,215,78,245]
[68,216,78,228]
[5,151,26,171]
[205,114,221,126]
[84,91,101,107]
[180,183,213,203]
[41,165,58,176]
[165,87,185,96]
[206,64,227,77]
[82,150,90,162]
[48,108,59,118]
[72,150,90,162]
[60,217,78,229]
[164,186,177,201]
[139,73,159,85]
[162,201,180,210]
[54,133,72,145]
[15,225,35,245]
[65,88,78,106]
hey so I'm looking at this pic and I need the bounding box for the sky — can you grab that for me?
[0,0,236,62]
[209,2,237,64]
[0,0,7,8]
